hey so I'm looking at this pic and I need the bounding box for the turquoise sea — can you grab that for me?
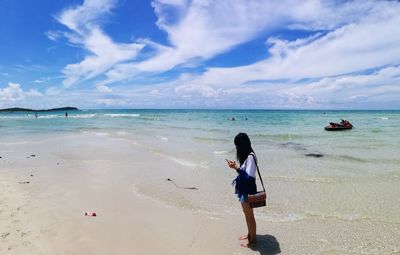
[1,109,399,224]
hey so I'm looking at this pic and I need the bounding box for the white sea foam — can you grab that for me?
[377,117,389,120]
[104,113,140,117]
[214,150,228,155]
[117,131,129,135]
[157,136,169,142]
[69,114,96,118]
[0,115,31,119]
[154,151,205,168]
[165,155,199,167]
[93,132,109,136]
[38,114,60,119]
[0,141,29,145]
[80,130,110,136]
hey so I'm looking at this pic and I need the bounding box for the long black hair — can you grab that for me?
[234,133,254,165]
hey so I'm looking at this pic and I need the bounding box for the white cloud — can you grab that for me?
[0,83,43,103]
[149,89,161,96]
[174,83,220,98]
[33,76,64,84]
[101,0,381,85]
[45,30,65,41]
[98,64,400,109]
[0,83,24,101]
[25,89,43,97]
[96,84,112,92]
[102,0,296,84]
[180,2,400,90]
[53,0,144,87]
[284,66,400,107]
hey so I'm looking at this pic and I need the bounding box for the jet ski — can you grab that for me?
[325,119,353,131]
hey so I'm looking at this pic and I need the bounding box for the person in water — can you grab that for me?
[226,133,258,246]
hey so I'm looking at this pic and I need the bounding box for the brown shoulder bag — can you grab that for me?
[247,154,267,208]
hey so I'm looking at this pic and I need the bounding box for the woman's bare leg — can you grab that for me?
[241,202,256,245]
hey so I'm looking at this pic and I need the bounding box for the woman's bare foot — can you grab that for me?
[239,234,248,240]
[240,241,256,248]
[240,238,256,247]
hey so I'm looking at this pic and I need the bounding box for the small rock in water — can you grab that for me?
[19,181,30,184]
[305,153,324,158]
[30,154,36,157]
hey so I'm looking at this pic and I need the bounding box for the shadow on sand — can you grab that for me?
[249,234,281,255]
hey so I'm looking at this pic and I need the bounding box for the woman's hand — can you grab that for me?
[226,159,238,170]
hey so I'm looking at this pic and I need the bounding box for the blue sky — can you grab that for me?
[0,0,399,109]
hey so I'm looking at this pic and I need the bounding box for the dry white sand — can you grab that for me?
[1,133,399,254]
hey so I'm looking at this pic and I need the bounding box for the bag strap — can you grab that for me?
[250,153,265,192]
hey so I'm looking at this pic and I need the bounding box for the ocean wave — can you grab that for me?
[138,116,161,121]
[0,115,33,119]
[93,132,109,136]
[104,113,140,117]
[0,141,29,145]
[164,155,202,168]
[81,131,109,136]
[38,115,61,119]
[157,136,169,142]
[213,150,229,155]
[69,114,96,119]
[151,150,206,168]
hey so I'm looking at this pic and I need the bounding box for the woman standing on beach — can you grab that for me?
[226,133,258,246]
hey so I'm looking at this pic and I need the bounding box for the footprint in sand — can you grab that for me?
[1,232,10,238]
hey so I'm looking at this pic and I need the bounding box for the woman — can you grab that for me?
[226,133,258,247]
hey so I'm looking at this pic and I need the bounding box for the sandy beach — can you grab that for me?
[1,129,399,255]
[0,132,280,255]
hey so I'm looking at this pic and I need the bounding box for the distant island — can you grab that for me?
[0,107,79,112]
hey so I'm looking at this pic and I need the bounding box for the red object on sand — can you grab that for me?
[85,212,97,217]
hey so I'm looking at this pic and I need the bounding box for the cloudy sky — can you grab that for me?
[0,0,399,109]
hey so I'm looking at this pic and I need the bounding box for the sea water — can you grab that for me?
[1,109,399,225]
